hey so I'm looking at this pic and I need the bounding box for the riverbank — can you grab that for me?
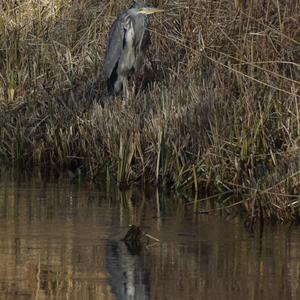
[0,0,299,222]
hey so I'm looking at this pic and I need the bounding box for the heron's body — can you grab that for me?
[104,3,163,96]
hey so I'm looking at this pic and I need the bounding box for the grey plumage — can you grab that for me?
[104,2,163,96]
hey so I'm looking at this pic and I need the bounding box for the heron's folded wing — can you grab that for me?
[104,18,125,78]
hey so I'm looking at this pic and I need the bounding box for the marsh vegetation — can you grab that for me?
[0,0,299,222]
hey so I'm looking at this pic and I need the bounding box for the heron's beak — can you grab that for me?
[138,7,164,15]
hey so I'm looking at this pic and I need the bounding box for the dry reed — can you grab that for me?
[0,0,299,222]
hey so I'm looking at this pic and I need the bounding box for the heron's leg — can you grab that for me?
[122,77,130,100]
[113,75,124,96]
[132,79,136,96]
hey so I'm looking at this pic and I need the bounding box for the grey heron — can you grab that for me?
[104,2,164,97]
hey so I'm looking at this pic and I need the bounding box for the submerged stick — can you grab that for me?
[144,233,160,242]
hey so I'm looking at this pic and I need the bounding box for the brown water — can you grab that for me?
[0,176,300,300]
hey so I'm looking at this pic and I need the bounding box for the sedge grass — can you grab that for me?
[0,0,299,222]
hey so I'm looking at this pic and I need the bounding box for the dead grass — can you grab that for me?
[0,0,300,222]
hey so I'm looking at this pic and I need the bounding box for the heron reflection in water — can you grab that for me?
[104,2,164,97]
[107,240,149,300]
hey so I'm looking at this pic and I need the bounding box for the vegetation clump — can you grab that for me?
[0,0,299,222]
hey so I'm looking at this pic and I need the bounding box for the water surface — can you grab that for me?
[0,176,299,300]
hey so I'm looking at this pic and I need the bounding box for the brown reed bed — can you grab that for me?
[0,0,299,222]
